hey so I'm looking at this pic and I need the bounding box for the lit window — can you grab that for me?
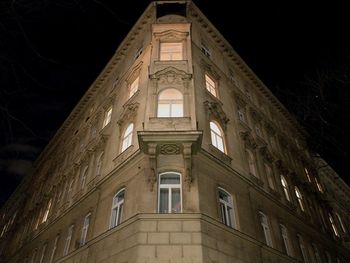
[102,107,112,128]
[158,172,182,213]
[219,188,236,228]
[259,211,273,247]
[247,150,258,177]
[304,168,312,182]
[210,121,225,153]
[280,175,291,201]
[157,88,183,117]
[312,243,322,263]
[63,225,74,256]
[129,77,139,98]
[39,243,47,263]
[95,152,104,176]
[295,187,305,212]
[297,235,309,263]
[315,177,324,193]
[41,199,52,223]
[264,164,275,189]
[121,123,134,152]
[160,42,183,60]
[205,74,217,97]
[280,224,292,256]
[329,214,340,237]
[335,213,346,233]
[80,213,91,245]
[80,166,88,190]
[110,189,125,228]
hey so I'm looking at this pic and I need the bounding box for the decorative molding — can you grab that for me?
[275,159,289,175]
[159,144,180,155]
[249,107,262,123]
[148,143,157,192]
[117,102,140,126]
[260,146,274,163]
[233,92,247,108]
[150,66,192,83]
[183,143,193,191]
[153,29,189,40]
[203,100,229,129]
[240,131,257,150]
[200,59,220,80]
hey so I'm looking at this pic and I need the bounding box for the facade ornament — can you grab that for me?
[275,159,289,175]
[240,131,257,149]
[183,143,193,191]
[117,102,140,126]
[200,59,220,80]
[150,66,192,83]
[203,100,229,129]
[233,92,247,108]
[249,108,262,123]
[147,143,157,192]
[159,144,180,155]
[260,146,274,163]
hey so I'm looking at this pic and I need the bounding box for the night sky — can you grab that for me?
[1,0,349,207]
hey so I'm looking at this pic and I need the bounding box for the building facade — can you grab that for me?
[1,1,349,262]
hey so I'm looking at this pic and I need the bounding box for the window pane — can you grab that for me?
[219,190,229,202]
[216,137,224,152]
[117,203,123,225]
[159,189,169,213]
[160,42,183,61]
[158,104,170,117]
[159,89,183,100]
[171,104,183,117]
[210,122,221,134]
[171,188,181,213]
[220,203,227,224]
[160,174,180,184]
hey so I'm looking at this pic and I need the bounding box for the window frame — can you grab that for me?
[259,211,273,247]
[158,172,182,214]
[80,212,91,246]
[218,188,237,229]
[280,175,291,201]
[247,150,258,177]
[205,73,218,97]
[129,77,139,98]
[121,123,134,152]
[157,88,184,118]
[295,187,305,212]
[280,224,292,256]
[49,235,59,263]
[159,42,183,61]
[110,188,125,228]
[328,213,340,237]
[210,121,226,153]
[63,224,74,256]
[102,107,113,128]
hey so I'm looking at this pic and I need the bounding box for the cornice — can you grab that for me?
[188,2,307,140]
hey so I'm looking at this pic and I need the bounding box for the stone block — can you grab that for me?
[158,220,182,232]
[156,245,182,259]
[183,220,201,232]
[148,232,169,244]
[183,245,203,258]
[170,232,191,244]
[138,220,157,232]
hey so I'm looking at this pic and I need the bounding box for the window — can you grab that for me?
[63,225,74,256]
[121,123,134,152]
[160,42,183,60]
[218,188,236,228]
[67,179,75,205]
[201,43,211,57]
[329,214,340,237]
[304,168,312,182]
[158,172,182,213]
[157,88,183,117]
[110,189,125,228]
[41,199,52,223]
[134,47,143,60]
[281,175,291,201]
[80,213,91,245]
[295,187,305,212]
[102,107,112,128]
[39,243,47,263]
[259,211,273,247]
[95,152,104,176]
[210,121,225,153]
[129,77,139,98]
[312,243,322,263]
[247,150,258,177]
[205,74,217,97]
[335,213,346,233]
[264,164,275,189]
[297,235,309,263]
[314,177,324,193]
[280,224,292,256]
[80,166,88,190]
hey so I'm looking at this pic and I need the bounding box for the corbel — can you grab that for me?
[183,143,193,191]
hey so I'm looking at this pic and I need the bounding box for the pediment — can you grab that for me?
[150,66,192,85]
[154,29,189,40]
[204,100,229,129]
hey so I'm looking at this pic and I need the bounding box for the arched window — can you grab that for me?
[41,199,52,223]
[80,166,88,190]
[280,175,291,201]
[218,188,236,228]
[264,164,275,189]
[158,172,182,213]
[329,213,340,237]
[210,121,225,153]
[314,177,324,193]
[259,211,273,247]
[110,189,125,228]
[80,213,91,246]
[157,89,183,117]
[95,152,104,176]
[247,150,257,177]
[280,224,292,256]
[295,187,305,212]
[121,123,134,152]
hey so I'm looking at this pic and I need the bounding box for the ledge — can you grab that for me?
[208,144,232,165]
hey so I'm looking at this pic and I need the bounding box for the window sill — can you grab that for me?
[113,145,135,167]
[208,144,231,165]
[249,173,264,187]
[148,117,192,130]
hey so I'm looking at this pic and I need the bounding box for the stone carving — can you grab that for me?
[147,143,157,192]
[275,159,289,175]
[204,101,229,129]
[250,108,262,123]
[150,66,192,84]
[118,102,140,126]
[160,144,180,155]
[233,92,247,108]
[260,146,274,163]
[240,131,257,149]
[183,143,193,191]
